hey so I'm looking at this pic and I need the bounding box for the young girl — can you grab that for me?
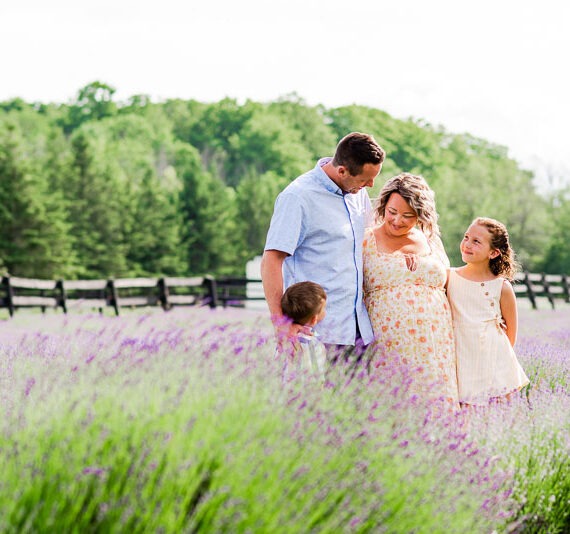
[446,217,529,406]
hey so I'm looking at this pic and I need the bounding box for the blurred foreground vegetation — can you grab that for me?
[1,81,569,279]
[0,307,569,532]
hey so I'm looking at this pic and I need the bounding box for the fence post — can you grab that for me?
[541,273,556,310]
[2,276,15,317]
[158,278,169,310]
[203,275,218,308]
[56,279,67,314]
[107,280,120,316]
[561,274,570,303]
[523,271,537,310]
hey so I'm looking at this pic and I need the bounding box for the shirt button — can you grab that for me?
[485,292,489,296]
[490,302,494,307]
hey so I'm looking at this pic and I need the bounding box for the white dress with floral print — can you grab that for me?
[363,227,459,407]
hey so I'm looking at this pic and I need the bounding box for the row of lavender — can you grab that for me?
[0,306,568,531]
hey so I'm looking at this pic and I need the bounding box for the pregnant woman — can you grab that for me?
[363,173,459,409]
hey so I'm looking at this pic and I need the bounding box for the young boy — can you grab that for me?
[280,281,327,382]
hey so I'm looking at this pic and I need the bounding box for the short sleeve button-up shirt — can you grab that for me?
[264,158,374,345]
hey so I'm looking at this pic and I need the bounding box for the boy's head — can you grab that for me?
[281,281,327,327]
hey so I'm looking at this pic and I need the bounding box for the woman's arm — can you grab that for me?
[431,234,451,269]
[500,280,518,347]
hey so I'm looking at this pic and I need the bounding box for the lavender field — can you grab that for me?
[0,304,569,533]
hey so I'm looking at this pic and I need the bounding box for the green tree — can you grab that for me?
[540,190,570,273]
[163,98,208,146]
[66,129,128,278]
[63,81,118,134]
[0,121,75,278]
[181,98,254,186]
[0,89,559,279]
[235,170,288,262]
[124,167,184,275]
[435,134,549,269]
[119,94,152,115]
[176,142,240,275]
[268,93,338,159]
[93,113,184,275]
[0,98,29,113]
[226,105,313,186]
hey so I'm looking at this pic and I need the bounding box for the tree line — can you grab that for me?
[1,81,569,280]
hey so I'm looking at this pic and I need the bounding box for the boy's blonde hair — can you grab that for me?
[281,281,327,325]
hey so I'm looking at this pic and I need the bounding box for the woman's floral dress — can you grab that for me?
[363,227,459,408]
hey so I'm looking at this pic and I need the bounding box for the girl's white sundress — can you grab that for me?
[447,269,529,405]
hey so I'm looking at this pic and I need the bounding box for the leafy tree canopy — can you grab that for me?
[1,85,568,278]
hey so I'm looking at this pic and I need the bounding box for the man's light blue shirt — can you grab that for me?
[264,158,374,345]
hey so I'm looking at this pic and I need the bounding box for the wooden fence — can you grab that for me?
[1,271,568,317]
[0,275,266,317]
[512,272,569,310]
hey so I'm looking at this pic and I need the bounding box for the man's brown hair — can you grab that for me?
[332,132,386,176]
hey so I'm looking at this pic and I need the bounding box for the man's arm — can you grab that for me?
[260,249,289,320]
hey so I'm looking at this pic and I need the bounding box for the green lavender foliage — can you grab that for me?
[1,306,569,532]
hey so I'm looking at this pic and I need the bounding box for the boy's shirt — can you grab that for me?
[281,329,326,383]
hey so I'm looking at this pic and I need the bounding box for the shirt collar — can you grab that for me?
[298,329,316,343]
[315,157,344,196]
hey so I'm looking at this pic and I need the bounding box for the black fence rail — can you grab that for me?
[1,271,568,317]
[60,279,111,314]
[0,277,61,316]
[158,276,214,309]
[512,272,569,310]
[0,275,264,317]
[214,276,266,308]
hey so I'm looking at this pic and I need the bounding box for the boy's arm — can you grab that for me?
[500,280,518,346]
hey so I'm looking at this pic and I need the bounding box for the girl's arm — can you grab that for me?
[500,280,518,346]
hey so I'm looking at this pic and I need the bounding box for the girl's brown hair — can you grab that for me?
[473,217,519,280]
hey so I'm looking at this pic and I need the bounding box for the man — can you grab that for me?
[261,132,386,357]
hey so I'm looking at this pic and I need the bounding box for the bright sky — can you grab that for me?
[1,0,569,189]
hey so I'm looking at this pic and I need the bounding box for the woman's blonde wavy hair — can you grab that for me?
[374,173,440,238]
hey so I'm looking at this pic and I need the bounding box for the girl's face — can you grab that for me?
[460,223,499,264]
[383,193,418,237]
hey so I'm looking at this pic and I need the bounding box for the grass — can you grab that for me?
[0,305,569,532]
